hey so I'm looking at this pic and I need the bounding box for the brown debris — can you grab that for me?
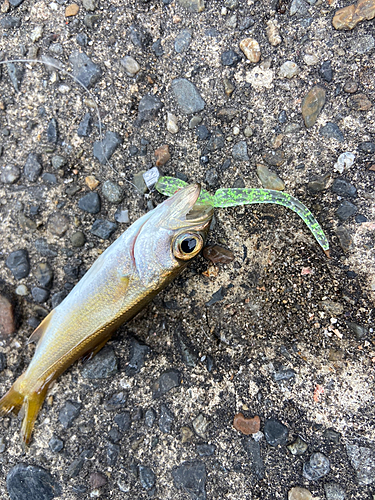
[155,144,171,167]
[332,0,375,30]
[233,413,260,435]
[203,245,234,264]
[0,293,15,338]
[347,94,372,111]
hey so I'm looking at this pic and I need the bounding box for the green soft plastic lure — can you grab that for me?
[155,176,330,257]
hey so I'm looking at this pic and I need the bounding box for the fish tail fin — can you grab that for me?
[0,375,48,445]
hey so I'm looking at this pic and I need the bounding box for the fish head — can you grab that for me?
[134,184,214,287]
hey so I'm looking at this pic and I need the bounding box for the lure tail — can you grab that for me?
[0,375,48,445]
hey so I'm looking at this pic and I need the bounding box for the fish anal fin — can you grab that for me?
[27,309,56,345]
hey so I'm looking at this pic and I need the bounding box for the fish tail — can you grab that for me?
[0,375,48,445]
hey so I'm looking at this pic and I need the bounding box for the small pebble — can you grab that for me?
[51,155,67,170]
[343,79,358,93]
[243,438,265,479]
[139,465,156,490]
[152,369,181,398]
[172,461,206,499]
[264,418,288,446]
[90,472,107,489]
[257,164,285,190]
[0,353,7,372]
[288,486,314,500]
[221,49,241,66]
[287,436,308,455]
[336,200,357,221]
[126,337,150,375]
[6,249,30,280]
[171,78,205,114]
[49,435,64,452]
[262,150,285,166]
[232,141,249,161]
[65,3,79,16]
[345,442,375,485]
[175,29,192,53]
[59,400,82,428]
[77,113,92,137]
[302,86,326,128]
[1,165,20,184]
[93,131,123,165]
[102,180,123,204]
[233,413,261,435]
[47,118,58,144]
[78,191,101,214]
[239,38,261,63]
[279,61,299,79]
[319,122,344,142]
[114,208,130,224]
[85,175,100,190]
[155,144,171,167]
[332,178,357,197]
[166,112,179,134]
[303,452,330,480]
[347,94,372,111]
[24,153,42,182]
[0,294,15,337]
[192,413,209,438]
[324,482,346,500]
[159,403,174,433]
[320,60,333,82]
[6,464,62,500]
[71,231,86,247]
[69,51,102,89]
[266,19,282,46]
[35,262,53,288]
[121,56,141,77]
[15,284,28,296]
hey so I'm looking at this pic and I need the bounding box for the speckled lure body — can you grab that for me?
[155,176,330,256]
[0,184,213,445]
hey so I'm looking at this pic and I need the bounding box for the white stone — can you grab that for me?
[334,152,355,173]
[166,112,179,134]
[303,54,319,66]
[121,56,140,77]
[279,61,299,79]
[30,25,43,43]
[246,67,274,89]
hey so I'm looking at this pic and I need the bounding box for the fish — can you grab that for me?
[0,183,214,445]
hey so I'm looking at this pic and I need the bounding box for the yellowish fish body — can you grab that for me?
[0,184,213,444]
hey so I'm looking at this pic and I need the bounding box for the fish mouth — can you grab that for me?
[164,183,214,230]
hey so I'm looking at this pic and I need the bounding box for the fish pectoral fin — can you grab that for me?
[27,309,56,345]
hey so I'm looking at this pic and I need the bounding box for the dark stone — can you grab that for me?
[81,345,118,378]
[358,141,375,154]
[145,408,156,428]
[332,178,357,197]
[153,369,182,398]
[102,180,123,204]
[71,231,86,247]
[336,200,357,221]
[1,165,20,184]
[335,226,352,252]
[9,0,25,6]
[129,24,153,50]
[76,33,88,47]
[347,322,367,340]
[6,63,24,92]
[221,49,241,66]
[31,287,50,303]
[323,428,341,444]
[128,145,139,157]
[200,156,209,165]
[307,173,330,192]
[324,482,346,500]
[206,129,225,152]
[108,427,122,443]
[205,168,219,188]
[34,238,58,258]
[83,14,100,29]
[78,192,101,214]
[59,400,82,428]
[196,125,210,140]
[152,39,164,57]
[48,436,64,453]
[135,94,164,126]
[107,443,120,466]
[217,107,237,122]
[345,442,375,485]
[47,119,58,144]
[42,173,57,185]
[69,51,102,89]
[172,461,206,500]
[206,287,225,306]
[196,444,216,456]
[320,60,333,82]
[93,131,123,164]
[273,368,296,381]
[48,212,70,237]
[24,153,42,182]
[90,219,117,239]
[303,452,330,480]
[139,465,156,490]
[114,412,131,432]
[171,79,205,115]
[6,464,62,500]
[0,352,7,372]
[262,150,285,166]
[126,337,150,376]
[319,122,344,142]
[243,438,265,479]
[264,418,288,446]
[232,141,249,161]
[63,262,81,280]
[65,184,80,196]
[175,29,192,53]
[66,458,84,478]
[77,113,93,137]
[51,291,68,308]
[6,249,30,280]
[278,110,287,123]
[159,403,174,433]
[104,392,127,411]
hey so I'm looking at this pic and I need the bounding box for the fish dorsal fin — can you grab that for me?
[27,309,56,346]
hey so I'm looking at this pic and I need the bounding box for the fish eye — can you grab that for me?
[173,232,204,260]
